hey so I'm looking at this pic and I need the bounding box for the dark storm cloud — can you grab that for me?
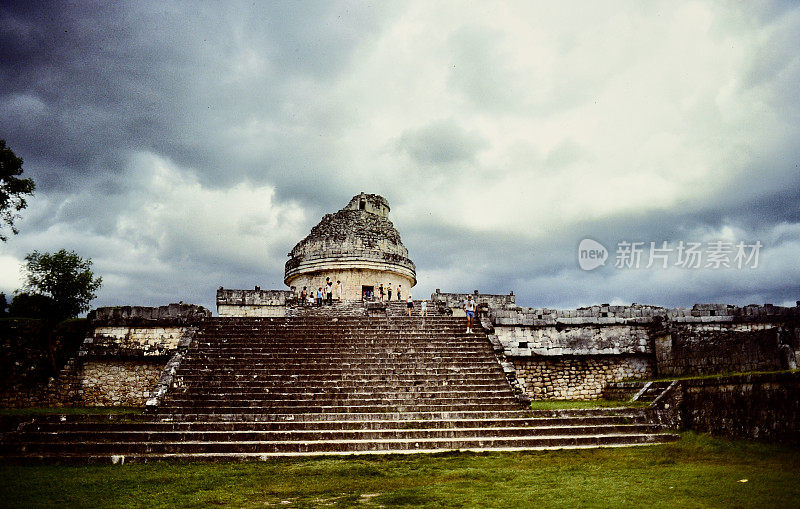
[0,2,798,313]
[0,1,394,197]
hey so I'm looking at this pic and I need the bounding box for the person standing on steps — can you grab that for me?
[316,287,324,307]
[336,280,342,301]
[397,285,402,301]
[325,280,333,305]
[300,287,308,307]
[407,293,413,316]
[379,284,385,302]
[387,283,393,301]
[420,300,427,317]
[464,295,476,333]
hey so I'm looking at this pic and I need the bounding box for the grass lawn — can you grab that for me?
[1,432,798,508]
[528,399,648,410]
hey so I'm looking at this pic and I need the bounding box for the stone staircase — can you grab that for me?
[1,316,678,462]
[287,299,443,318]
[603,380,675,403]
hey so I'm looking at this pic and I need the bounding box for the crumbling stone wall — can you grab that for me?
[49,304,207,407]
[0,319,88,407]
[90,303,210,325]
[217,288,292,317]
[512,355,653,400]
[79,360,163,406]
[431,290,515,317]
[488,302,798,400]
[494,325,651,356]
[655,323,793,376]
[88,326,186,356]
[681,372,800,444]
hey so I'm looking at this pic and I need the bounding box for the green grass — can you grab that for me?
[529,399,648,410]
[0,406,142,416]
[2,433,798,508]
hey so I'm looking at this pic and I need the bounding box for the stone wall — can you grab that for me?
[432,290,515,316]
[489,302,798,325]
[0,319,88,408]
[654,322,796,376]
[78,360,163,406]
[680,372,800,444]
[217,288,293,317]
[512,355,654,400]
[218,304,287,317]
[493,325,651,356]
[48,304,205,407]
[487,302,798,400]
[87,326,187,356]
[90,303,210,325]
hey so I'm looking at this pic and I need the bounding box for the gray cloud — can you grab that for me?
[396,119,486,166]
[1,2,798,313]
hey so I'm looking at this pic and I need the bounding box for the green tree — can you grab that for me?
[0,140,36,241]
[23,249,102,319]
[8,292,56,319]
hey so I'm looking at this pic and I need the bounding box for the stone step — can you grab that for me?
[2,433,679,458]
[157,402,527,413]
[153,408,646,422]
[23,415,651,432]
[12,424,666,443]
[162,396,520,407]
[165,389,516,398]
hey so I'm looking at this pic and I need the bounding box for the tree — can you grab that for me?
[8,292,56,319]
[0,140,36,241]
[23,250,102,319]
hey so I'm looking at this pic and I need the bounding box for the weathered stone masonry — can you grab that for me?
[284,193,416,301]
[49,304,210,407]
[488,303,799,400]
[680,371,800,444]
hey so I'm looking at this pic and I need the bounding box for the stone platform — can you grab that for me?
[0,310,678,462]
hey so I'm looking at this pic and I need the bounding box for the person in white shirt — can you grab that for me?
[464,295,476,333]
[406,294,413,316]
[420,300,427,317]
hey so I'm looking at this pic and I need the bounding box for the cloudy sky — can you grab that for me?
[1,1,798,313]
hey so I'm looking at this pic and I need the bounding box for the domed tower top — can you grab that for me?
[284,193,416,299]
[343,192,390,218]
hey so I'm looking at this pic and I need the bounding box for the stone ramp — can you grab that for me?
[0,316,679,461]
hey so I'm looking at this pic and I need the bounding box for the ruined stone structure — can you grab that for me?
[284,193,416,301]
[45,304,210,407]
[2,192,798,461]
[488,302,799,400]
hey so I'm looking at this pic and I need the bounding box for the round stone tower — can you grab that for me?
[284,193,416,300]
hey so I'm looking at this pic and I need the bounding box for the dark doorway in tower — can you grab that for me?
[359,199,366,210]
[362,285,374,299]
